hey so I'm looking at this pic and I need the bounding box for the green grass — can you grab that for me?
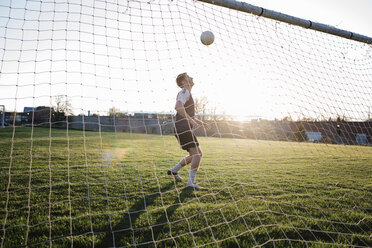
[0,127,371,247]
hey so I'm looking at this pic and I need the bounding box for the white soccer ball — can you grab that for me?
[200,31,214,46]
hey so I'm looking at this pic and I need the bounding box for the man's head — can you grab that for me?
[176,72,194,89]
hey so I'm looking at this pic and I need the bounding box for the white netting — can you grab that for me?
[0,0,371,247]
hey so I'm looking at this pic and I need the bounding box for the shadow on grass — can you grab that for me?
[152,186,195,245]
[97,181,195,247]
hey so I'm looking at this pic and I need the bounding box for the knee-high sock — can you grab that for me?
[188,170,197,184]
[171,162,183,173]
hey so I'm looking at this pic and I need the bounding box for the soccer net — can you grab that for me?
[0,0,371,247]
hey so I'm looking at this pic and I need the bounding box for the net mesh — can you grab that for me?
[0,0,371,247]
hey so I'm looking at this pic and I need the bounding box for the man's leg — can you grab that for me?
[187,146,203,188]
[171,155,192,173]
[168,155,193,181]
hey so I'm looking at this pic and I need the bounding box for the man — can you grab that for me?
[168,72,210,189]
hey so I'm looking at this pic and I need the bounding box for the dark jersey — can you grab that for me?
[175,88,195,133]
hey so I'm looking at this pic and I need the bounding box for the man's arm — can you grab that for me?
[175,101,198,128]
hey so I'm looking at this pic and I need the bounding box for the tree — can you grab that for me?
[108,107,129,117]
[210,103,228,121]
[194,96,224,121]
[293,123,308,142]
[336,115,348,122]
[108,107,120,117]
[194,96,209,121]
[282,116,293,122]
[53,95,72,121]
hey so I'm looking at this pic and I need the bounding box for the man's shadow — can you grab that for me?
[97,181,195,247]
[151,186,195,245]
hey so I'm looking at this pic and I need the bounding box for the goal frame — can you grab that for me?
[198,0,372,45]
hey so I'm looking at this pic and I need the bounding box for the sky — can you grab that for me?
[0,0,371,121]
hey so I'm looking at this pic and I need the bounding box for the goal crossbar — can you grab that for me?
[197,0,372,45]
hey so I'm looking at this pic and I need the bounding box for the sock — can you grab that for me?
[171,162,183,173]
[188,170,197,185]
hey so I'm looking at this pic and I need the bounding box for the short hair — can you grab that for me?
[176,73,187,87]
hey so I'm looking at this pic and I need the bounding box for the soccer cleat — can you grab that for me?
[186,183,203,189]
[167,170,183,181]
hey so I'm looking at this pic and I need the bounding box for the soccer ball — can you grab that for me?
[200,31,214,46]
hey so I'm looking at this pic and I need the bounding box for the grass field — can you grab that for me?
[0,127,371,247]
